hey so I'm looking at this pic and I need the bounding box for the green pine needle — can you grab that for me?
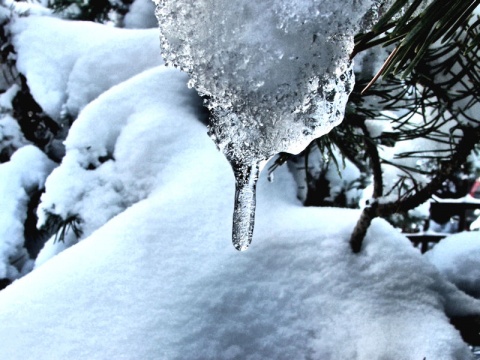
[354,0,480,79]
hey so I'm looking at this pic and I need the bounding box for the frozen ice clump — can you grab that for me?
[155,0,382,250]
[156,0,380,163]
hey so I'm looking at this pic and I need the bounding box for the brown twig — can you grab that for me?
[350,123,383,252]
[361,47,399,95]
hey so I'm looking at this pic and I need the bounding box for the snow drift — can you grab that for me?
[0,64,478,359]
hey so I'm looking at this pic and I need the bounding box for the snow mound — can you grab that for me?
[0,66,478,359]
[0,114,28,159]
[124,0,157,29]
[10,15,163,120]
[426,231,480,299]
[37,65,205,249]
[0,145,56,280]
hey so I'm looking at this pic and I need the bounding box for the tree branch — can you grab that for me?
[350,125,480,253]
[377,126,480,216]
[350,123,383,253]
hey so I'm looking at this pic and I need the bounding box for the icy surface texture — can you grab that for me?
[155,0,380,164]
[231,162,260,250]
[155,0,383,250]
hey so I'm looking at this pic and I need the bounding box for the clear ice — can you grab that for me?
[154,0,384,250]
[231,161,260,251]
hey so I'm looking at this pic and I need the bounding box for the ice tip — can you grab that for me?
[233,241,250,251]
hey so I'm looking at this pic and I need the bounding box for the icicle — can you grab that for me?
[154,0,383,251]
[231,160,260,251]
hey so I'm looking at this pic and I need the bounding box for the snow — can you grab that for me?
[0,114,28,158]
[37,66,203,245]
[431,10,480,128]
[0,64,479,358]
[10,15,163,120]
[426,231,480,299]
[0,83,19,110]
[1,149,479,358]
[124,0,157,29]
[0,85,29,158]
[3,0,52,17]
[0,4,479,359]
[0,145,56,280]
[379,113,451,198]
[432,194,480,204]
[365,118,394,138]
[289,144,364,207]
[472,217,480,231]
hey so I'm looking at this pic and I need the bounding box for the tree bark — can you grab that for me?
[350,124,383,253]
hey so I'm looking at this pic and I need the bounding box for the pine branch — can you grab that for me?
[350,125,480,253]
[350,123,383,253]
[353,0,480,78]
[377,125,480,214]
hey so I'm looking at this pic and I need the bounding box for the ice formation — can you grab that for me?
[155,0,383,250]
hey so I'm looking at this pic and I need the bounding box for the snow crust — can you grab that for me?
[10,15,163,120]
[0,65,478,359]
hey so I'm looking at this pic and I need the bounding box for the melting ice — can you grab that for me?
[155,0,383,250]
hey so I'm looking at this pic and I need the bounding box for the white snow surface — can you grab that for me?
[10,15,163,119]
[0,66,479,359]
[37,66,203,243]
[0,145,56,279]
[426,231,480,299]
[0,85,29,158]
[0,6,479,359]
[124,0,157,28]
[3,0,53,17]
[0,114,28,157]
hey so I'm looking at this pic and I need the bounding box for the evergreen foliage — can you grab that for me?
[354,0,480,78]
[47,0,134,23]
[40,211,82,243]
[12,75,62,160]
[267,1,480,247]
[347,2,480,251]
